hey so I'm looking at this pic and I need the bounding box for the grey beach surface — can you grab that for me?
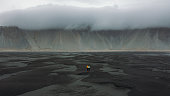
[0,52,170,96]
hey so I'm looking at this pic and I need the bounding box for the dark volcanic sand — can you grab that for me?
[0,52,170,96]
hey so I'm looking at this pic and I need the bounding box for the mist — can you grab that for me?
[0,3,170,30]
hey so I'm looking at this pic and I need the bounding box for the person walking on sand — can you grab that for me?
[86,65,91,72]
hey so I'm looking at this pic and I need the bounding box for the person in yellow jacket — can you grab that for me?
[86,65,91,72]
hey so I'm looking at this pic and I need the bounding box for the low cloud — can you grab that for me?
[0,4,170,30]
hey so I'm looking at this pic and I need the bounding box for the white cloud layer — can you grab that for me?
[0,0,170,30]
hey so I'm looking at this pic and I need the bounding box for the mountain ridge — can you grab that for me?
[1,26,170,51]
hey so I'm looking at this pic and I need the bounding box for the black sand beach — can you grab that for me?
[0,52,170,96]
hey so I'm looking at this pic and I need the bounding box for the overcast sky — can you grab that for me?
[0,0,141,12]
[1,0,168,12]
[0,0,170,30]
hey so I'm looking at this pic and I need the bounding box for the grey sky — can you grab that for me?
[0,0,170,30]
[1,0,169,13]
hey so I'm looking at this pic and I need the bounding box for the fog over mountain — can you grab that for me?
[0,3,170,30]
[0,1,170,51]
